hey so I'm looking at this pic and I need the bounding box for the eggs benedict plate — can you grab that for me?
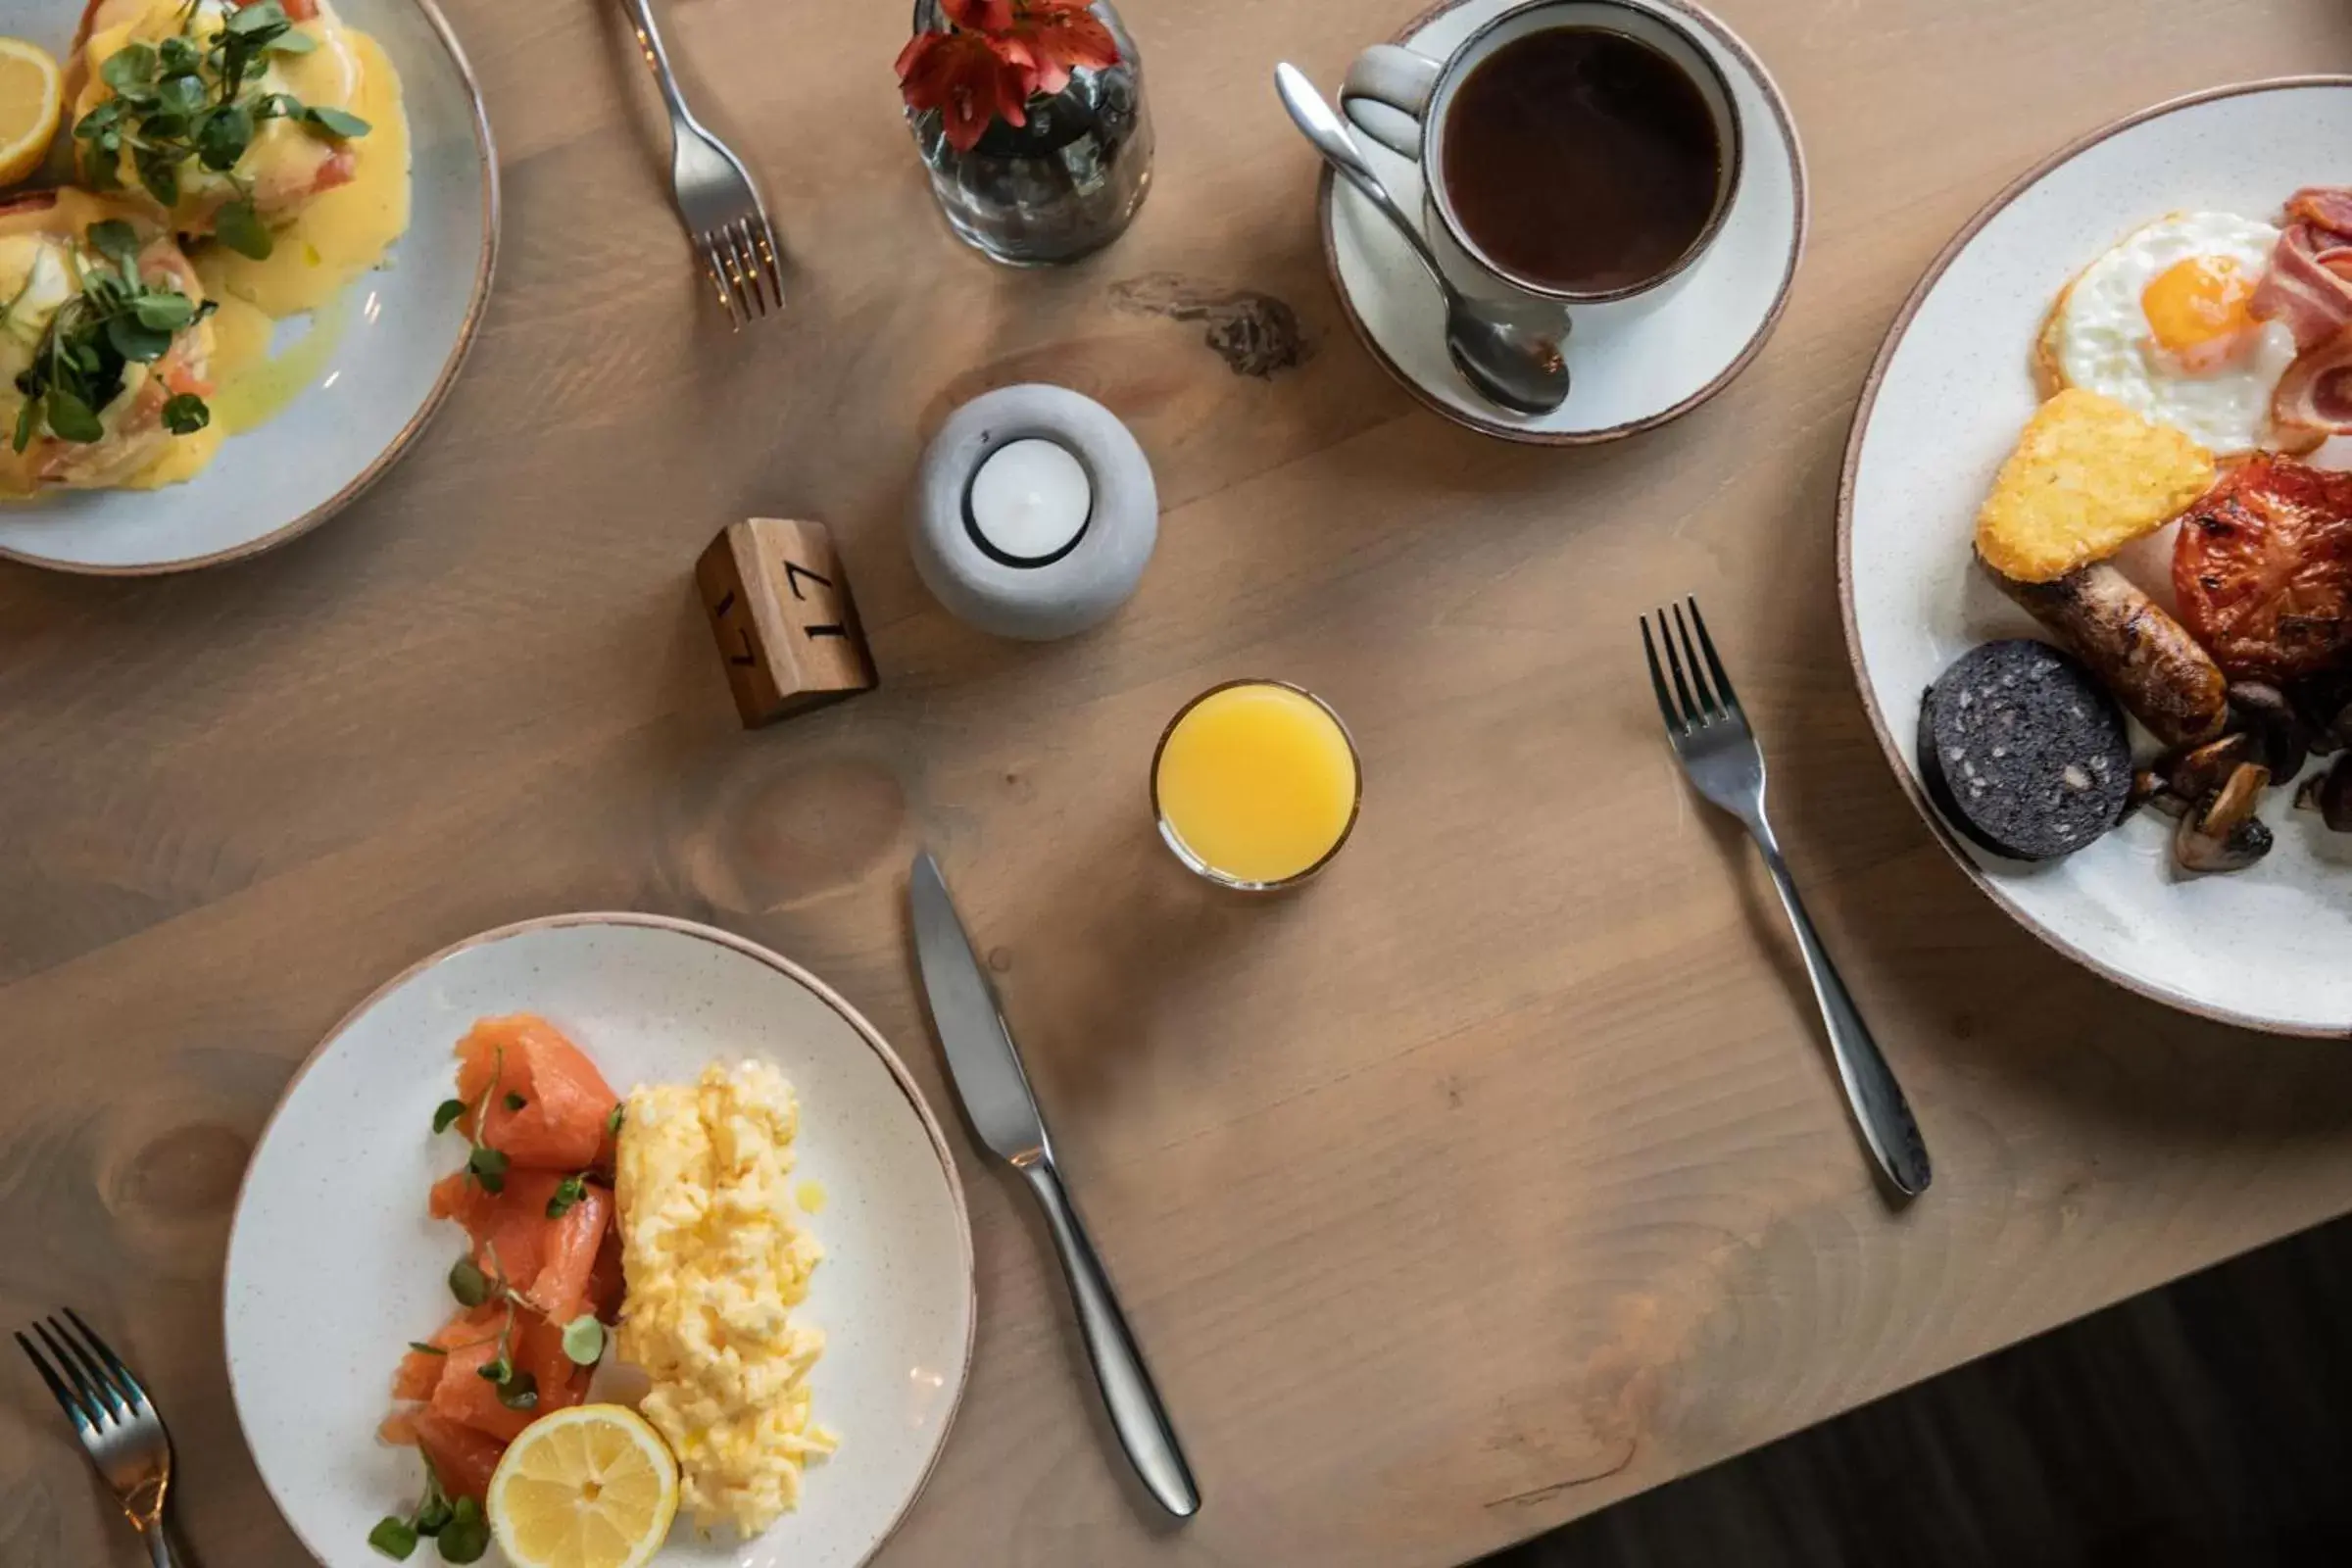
[0,0,492,572]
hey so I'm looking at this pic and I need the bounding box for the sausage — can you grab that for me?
[1986,558,2230,748]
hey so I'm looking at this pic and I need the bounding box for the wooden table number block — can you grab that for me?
[696,518,878,726]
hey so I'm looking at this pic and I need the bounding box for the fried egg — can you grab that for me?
[2046,211,2296,455]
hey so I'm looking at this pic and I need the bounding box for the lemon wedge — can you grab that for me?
[487,1404,680,1568]
[0,39,60,188]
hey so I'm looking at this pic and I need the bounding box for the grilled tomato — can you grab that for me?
[2173,455,2352,680]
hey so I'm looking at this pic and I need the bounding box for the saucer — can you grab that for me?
[1317,0,1807,444]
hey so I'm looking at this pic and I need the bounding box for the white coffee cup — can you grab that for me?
[1341,0,1743,306]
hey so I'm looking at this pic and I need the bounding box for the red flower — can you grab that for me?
[1000,3,1118,98]
[941,0,1015,30]
[897,27,1030,152]
[899,0,1121,147]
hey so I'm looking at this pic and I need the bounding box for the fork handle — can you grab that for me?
[615,0,699,130]
[140,1522,180,1568]
[1751,828,1933,1198]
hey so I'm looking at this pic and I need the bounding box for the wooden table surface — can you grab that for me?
[9,0,2352,1563]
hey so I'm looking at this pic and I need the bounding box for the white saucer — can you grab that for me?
[1318,0,1806,444]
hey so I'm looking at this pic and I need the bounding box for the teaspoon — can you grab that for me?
[1273,62,1570,416]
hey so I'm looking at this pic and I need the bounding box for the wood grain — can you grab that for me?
[7,0,2352,1565]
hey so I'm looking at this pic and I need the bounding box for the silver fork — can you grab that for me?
[17,1309,180,1567]
[1642,599,1933,1198]
[617,0,784,327]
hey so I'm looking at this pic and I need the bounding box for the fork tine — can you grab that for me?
[62,1309,146,1413]
[1685,597,1740,715]
[1642,615,1685,733]
[750,217,783,313]
[1671,602,1718,719]
[722,225,762,319]
[731,220,771,315]
[16,1330,94,1434]
[33,1320,118,1425]
[697,235,743,328]
[715,225,754,318]
[1657,606,1701,724]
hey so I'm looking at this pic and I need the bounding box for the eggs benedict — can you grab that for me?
[0,189,214,494]
[67,0,371,255]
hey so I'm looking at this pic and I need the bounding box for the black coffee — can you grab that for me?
[1440,26,1723,294]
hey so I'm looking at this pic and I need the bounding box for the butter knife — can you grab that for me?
[907,851,1201,1519]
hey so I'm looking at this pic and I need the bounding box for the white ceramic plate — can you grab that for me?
[0,0,494,574]
[1318,0,1805,444]
[1841,78,2352,1037]
[224,915,976,1567]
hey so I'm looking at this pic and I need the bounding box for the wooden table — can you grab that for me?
[9,0,2352,1562]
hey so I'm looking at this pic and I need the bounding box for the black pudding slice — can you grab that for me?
[1917,639,2131,860]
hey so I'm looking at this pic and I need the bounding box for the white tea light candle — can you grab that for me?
[909,383,1158,641]
[967,439,1091,564]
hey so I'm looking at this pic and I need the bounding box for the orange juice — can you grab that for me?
[1152,681,1361,888]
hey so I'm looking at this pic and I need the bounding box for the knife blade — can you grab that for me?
[907,851,1049,1164]
[907,851,1201,1519]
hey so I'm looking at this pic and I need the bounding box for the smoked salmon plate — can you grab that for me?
[368,1015,833,1568]
[221,913,974,1568]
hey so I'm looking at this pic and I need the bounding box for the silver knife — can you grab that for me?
[907,851,1201,1519]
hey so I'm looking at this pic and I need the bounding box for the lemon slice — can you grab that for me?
[487,1404,680,1568]
[0,39,60,188]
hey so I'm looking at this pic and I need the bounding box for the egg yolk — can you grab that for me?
[2141,255,2257,356]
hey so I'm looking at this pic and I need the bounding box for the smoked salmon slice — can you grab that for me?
[427,1171,613,1325]
[453,1015,620,1171]
[389,1306,501,1402]
[425,1315,592,1445]
[406,1410,506,1503]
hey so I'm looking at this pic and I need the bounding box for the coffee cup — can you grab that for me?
[1341,0,1742,308]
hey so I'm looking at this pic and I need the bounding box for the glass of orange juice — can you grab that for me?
[1151,679,1362,891]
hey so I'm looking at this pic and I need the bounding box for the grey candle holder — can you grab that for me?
[909,383,1158,641]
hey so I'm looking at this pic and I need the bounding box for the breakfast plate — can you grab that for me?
[1841,77,2352,1036]
[0,0,493,574]
[223,914,975,1567]
[1319,0,1805,444]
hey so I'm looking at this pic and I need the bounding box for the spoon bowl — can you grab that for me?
[1274,62,1571,416]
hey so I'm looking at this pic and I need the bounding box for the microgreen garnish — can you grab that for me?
[544,1172,587,1218]
[72,0,369,261]
[606,1102,624,1138]
[432,1046,510,1195]
[371,1457,466,1562]
[491,1366,538,1410]
[367,1516,416,1560]
[436,1497,489,1564]
[8,221,213,452]
[503,1091,526,1111]
[447,1255,487,1308]
[561,1313,605,1366]
[465,1145,508,1192]
[405,1340,448,1357]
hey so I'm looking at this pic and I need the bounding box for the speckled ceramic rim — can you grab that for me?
[1315,0,1806,446]
[221,911,978,1567]
[1150,678,1365,892]
[1836,76,2352,1040]
[0,0,501,576]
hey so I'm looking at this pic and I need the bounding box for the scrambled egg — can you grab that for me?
[614,1060,834,1537]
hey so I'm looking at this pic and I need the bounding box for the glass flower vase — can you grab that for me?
[906,0,1154,267]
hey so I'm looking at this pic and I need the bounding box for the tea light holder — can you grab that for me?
[909,383,1157,640]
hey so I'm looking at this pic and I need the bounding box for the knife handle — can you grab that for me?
[1017,1156,1201,1518]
